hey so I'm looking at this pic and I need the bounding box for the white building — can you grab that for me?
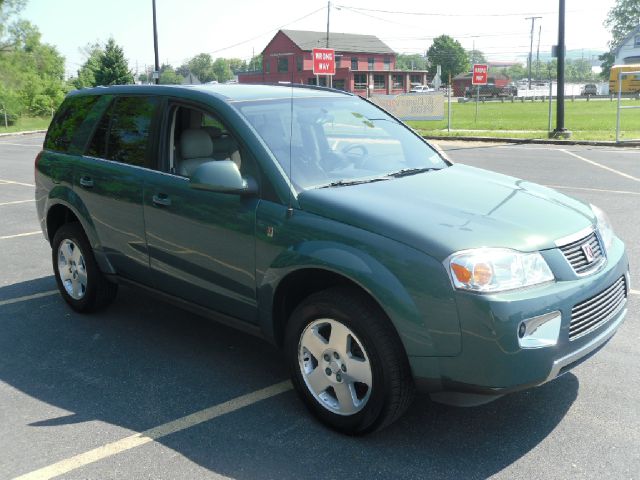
[614,25,640,64]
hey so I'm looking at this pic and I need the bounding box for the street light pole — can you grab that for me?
[152,0,160,85]
[554,0,569,137]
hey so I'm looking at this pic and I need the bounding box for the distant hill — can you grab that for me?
[518,49,605,66]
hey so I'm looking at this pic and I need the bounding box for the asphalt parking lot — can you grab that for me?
[0,134,638,480]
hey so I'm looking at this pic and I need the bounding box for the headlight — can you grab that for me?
[447,248,554,293]
[590,203,614,251]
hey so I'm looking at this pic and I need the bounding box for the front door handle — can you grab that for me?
[79,176,94,188]
[152,194,171,207]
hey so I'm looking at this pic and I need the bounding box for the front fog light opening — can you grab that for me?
[518,311,561,349]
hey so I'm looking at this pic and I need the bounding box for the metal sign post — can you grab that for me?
[472,64,488,124]
[616,70,640,142]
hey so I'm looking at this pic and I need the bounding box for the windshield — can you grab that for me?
[234,96,447,191]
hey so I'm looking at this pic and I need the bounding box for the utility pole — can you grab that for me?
[152,0,160,85]
[526,16,541,89]
[536,24,541,81]
[326,1,330,48]
[554,0,568,137]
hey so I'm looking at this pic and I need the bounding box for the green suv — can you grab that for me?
[36,84,630,434]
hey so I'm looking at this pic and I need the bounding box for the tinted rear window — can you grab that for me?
[44,96,100,153]
[87,96,159,167]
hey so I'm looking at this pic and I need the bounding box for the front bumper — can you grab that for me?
[410,237,630,397]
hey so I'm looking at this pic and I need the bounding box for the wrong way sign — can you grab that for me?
[312,48,335,75]
[472,64,488,85]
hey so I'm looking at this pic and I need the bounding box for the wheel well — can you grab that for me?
[46,204,79,244]
[272,268,377,347]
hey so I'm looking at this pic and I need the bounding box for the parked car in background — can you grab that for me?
[465,83,514,98]
[36,84,630,435]
[582,84,598,96]
[410,84,434,93]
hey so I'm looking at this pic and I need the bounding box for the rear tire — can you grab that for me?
[52,222,117,312]
[285,287,414,434]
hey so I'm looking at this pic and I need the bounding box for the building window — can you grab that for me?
[384,57,390,71]
[410,74,422,86]
[368,58,374,71]
[351,57,358,70]
[278,57,289,73]
[373,74,385,89]
[635,35,640,47]
[296,56,303,72]
[354,73,367,90]
[392,75,404,89]
[307,78,316,85]
[335,55,341,68]
[333,79,345,91]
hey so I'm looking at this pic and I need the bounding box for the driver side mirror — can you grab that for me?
[189,160,256,196]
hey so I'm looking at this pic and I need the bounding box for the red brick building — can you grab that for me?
[238,29,429,96]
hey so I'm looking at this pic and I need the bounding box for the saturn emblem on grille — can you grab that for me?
[582,243,595,262]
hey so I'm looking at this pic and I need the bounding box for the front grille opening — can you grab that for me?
[569,276,627,340]
[559,230,605,275]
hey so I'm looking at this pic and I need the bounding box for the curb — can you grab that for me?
[0,130,47,138]
[423,135,640,148]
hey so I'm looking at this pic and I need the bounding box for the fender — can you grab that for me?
[45,187,116,275]
[258,238,460,357]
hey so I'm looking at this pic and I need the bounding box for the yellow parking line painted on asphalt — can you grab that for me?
[13,380,292,480]
[0,178,35,187]
[0,142,42,147]
[0,231,41,240]
[0,290,59,307]
[631,289,639,296]
[0,199,36,206]
[545,185,640,196]
[560,149,640,182]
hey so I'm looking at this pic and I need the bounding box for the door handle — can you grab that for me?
[79,176,94,188]
[152,194,171,207]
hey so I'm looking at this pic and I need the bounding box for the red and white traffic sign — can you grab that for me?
[312,48,335,75]
[472,64,488,85]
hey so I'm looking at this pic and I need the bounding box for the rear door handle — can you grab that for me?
[152,194,171,207]
[79,176,94,188]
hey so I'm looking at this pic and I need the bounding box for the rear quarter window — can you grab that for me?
[44,95,101,153]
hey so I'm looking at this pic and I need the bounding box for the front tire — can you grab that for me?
[52,222,117,312]
[285,287,414,434]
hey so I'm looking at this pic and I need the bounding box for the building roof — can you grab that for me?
[614,24,640,55]
[279,29,395,55]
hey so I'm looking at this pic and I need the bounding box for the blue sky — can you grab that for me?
[21,0,617,78]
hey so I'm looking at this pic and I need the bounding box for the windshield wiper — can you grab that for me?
[319,177,389,188]
[386,167,440,178]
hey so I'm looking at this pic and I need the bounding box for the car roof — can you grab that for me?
[66,83,353,103]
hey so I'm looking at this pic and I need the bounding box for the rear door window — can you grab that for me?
[87,96,160,167]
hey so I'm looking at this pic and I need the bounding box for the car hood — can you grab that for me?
[297,164,595,260]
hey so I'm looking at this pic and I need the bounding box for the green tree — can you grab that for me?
[93,38,133,86]
[159,64,184,84]
[599,51,615,80]
[72,42,102,89]
[467,49,486,68]
[226,57,247,73]
[427,35,469,81]
[601,0,640,77]
[503,63,527,81]
[247,54,262,72]
[213,58,233,83]
[187,53,216,83]
[395,53,427,71]
[0,5,67,117]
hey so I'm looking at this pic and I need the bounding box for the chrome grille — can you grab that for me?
[559,230,604,275]
[570,276,627,340]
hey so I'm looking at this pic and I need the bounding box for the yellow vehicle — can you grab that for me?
[609,64,640,93]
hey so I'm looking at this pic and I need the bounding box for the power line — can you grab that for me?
[335,5,573,17]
